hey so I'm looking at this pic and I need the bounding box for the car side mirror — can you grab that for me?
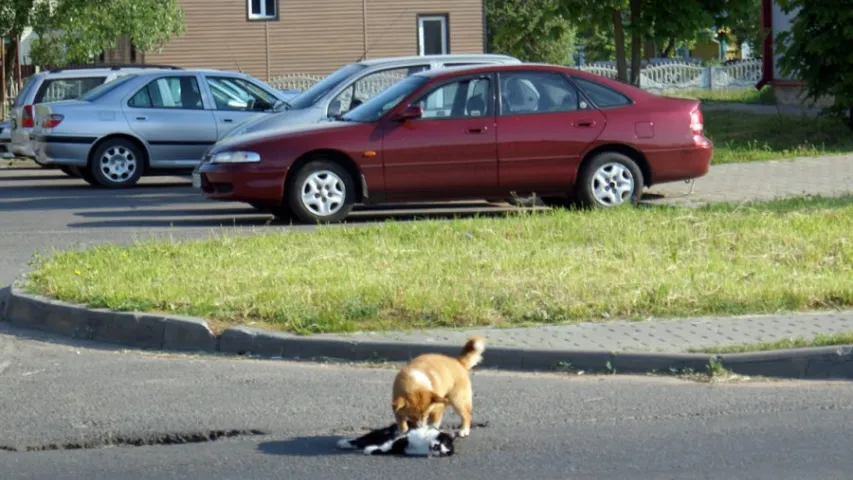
[328,99,343,118]
[395,105,423,122]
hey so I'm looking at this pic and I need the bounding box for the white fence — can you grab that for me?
[269,59,764,95]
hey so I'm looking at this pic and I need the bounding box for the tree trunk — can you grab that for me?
[611,8,627,83]
[661,38,676,57]
[629,0,642,86]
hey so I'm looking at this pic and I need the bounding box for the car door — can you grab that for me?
[123,74,218,166]
[495,70,606,193]
[202,75,282,138]
[380,73,498,200]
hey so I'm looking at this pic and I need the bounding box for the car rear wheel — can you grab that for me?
[576,152,644,208]
[88,139,145,188]
[286,159,355,224]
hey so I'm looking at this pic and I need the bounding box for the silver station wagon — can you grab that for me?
[30,68,292,188]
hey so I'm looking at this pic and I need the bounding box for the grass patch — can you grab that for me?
[704,110,853,164]
[691,331,853,354]
[24,195,853,335]
[665,86,776,105]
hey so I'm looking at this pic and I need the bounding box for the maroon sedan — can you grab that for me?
[196,63,712,223]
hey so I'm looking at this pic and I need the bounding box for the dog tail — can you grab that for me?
[457,335,486,370]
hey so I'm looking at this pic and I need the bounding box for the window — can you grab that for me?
[13,75,37,107]
[248,0,277,20]
[128,76,205,110]
[289,63,366,110]
[330,66,427,115]
[572,77,632,108]
[206,76,278,111]
[80,75,138,102]
[499,71,584,115]
[34,77,107,104]
[413,77,491,119]
[418,15,448,55]
[343,75,430,123]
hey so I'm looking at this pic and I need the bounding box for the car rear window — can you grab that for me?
[33,76,107,104]
[572,77,633,108]
[13,75,38,107]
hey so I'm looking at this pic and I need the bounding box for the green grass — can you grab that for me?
[24,195,853,335]
[690,331,853,354]
[665,86,777,105]
[704,110,853,164]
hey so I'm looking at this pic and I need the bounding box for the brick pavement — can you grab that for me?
[325,154,853,353]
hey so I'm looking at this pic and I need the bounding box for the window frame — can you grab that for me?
[497,70,594,118]
[407,72,496,122]
[247,0,278,21]
[126,75,207,111]
[417,14,450,56]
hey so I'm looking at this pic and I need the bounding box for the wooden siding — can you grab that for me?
[144,0,484,80]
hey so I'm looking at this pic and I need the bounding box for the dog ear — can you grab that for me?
[392,396,407,412]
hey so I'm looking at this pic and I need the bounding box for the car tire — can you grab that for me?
[286,159,356,224]
[87,139,145,188]
[575,152,644,208]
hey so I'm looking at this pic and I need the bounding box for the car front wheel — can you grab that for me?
[88,139,145,188]
[576,152,644,208]
[286,159,355,224]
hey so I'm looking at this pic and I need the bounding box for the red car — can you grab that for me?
[196,63,712,223]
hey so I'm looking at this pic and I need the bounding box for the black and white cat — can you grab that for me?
[336,423,456,457]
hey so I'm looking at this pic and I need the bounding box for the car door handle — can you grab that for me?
[223,118,234,123]
[135,116,148,121]
[466,127,487,134]
[575,120,597,128]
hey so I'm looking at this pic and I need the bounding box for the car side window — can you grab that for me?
[499,71,584,115]
[572,77,632,108]
[330,65,428,115]
[206,76,277,111]
[128,76,205,110]
[34,76,107,104]
[413,77,491,119]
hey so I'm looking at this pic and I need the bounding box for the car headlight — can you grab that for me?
[210,151,261,164]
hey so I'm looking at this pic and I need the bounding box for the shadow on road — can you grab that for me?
[257,437,353,457]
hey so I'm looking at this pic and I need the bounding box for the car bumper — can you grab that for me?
[195,162,286,204]
[648,139,713,185]
[9,127,36,158]
[31,135,92,167]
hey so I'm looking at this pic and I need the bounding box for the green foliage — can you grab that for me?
[28,0,185,67]
[775,0,853,127]
[486,0,576,64]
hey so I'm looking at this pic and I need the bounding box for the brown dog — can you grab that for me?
[391,336,485,437]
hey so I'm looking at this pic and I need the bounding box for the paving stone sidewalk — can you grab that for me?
[324,155,853,354]
[316,311,853,353]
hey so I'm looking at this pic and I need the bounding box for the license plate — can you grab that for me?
[192,172,201,189]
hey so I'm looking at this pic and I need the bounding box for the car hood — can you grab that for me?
[211,120,361,153]
[221,108,318,140]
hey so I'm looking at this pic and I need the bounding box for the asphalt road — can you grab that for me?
[4,167,853,479]
[2,325,853,480]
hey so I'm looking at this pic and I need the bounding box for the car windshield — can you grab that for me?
[79,74,138,102]
[288,63,367,110]
[342,75,429,123]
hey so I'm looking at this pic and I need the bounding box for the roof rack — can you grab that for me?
[48,64,183,73]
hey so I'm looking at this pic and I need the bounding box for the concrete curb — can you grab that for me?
[3,285,853,379]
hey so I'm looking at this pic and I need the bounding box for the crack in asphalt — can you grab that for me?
[0,429,269,453]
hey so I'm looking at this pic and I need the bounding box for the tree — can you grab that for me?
[486,0,576,65]
[0,0,34,85]
[775,0,853,128]
[29,0,185,67]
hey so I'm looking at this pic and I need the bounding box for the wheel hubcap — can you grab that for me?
[300,171,346,216]
[591,162,635,206]
[99,146,137,183]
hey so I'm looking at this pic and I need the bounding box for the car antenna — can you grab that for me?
[227,44,243,73]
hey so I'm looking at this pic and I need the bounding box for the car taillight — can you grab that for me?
[690,108,704,135]
[22,105,34,128]
[42,114,64,129]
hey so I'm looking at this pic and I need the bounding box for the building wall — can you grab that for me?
[144,0,484,80]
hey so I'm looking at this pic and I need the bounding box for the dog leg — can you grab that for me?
[450,384,474,437]
[427,403,446,429]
